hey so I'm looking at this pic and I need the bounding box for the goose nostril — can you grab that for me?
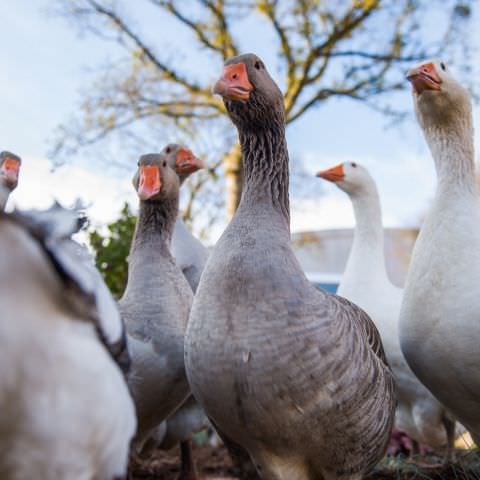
[232,73,238,80]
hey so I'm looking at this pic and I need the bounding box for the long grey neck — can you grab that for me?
[238,124,290,229]
[127,197,178,282]
[0,185,10,211]
[344,187,388,282]
[177,176,187,222]
[423,117,476,199]
[131,198,177,252]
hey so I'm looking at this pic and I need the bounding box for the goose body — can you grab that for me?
[0,206,135,480]
[317,162,455,449]
[172,218,208,291]
[400,60,480,441]
[185,54,395,480]
[121,154,192,450]
[149,396,208,451]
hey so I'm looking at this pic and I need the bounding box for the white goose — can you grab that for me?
[400,60,480,445]
[0,205,136,480]
[317,162,456,453]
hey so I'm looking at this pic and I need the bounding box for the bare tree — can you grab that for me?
[51,0,475,223]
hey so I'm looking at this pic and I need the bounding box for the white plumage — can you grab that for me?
[0,206,136,480]
[317,162,456,452]
[400,60,480,443]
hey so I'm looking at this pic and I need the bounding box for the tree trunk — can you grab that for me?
[224,142,243,219]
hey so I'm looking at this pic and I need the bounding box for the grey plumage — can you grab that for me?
[185,54,395,480]
[120,155,192,450]
[161,142,209,293]
[172,218,208,292]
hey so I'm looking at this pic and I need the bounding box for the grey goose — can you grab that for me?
[185,54,395,480]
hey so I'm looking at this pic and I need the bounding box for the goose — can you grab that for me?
[317,162,456,456]
[120,153,192,454]
[399,60,480,445]
[28,201,132,374]
[162,143,209,292]
[0,204,136,480]
[160,143,256,478]
[0,151,21,210]
[143,144,207,480]
[185,53,395,480]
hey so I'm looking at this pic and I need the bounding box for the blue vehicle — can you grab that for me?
[305,272,341,294]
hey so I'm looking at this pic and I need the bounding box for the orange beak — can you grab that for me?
[1,157,20,185]
[407,62,442,94]
[176,148,204,175]
[316,164,345,182]
[213,63,254,101]
[137,165,161,200]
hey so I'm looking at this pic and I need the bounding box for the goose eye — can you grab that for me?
[254,61,262,70]
[166,147,171,154]
[440,62,446,71]
[351,162,357,168]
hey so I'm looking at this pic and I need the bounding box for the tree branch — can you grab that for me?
[260,1,296,91]
[285,2,379,115]
[150,0,227,56]
[85,0,206,94]
[289,51,399,124]
[199,0,238,58]
[325,50,434,62]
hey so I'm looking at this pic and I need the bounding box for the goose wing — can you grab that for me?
[9,204,130,373]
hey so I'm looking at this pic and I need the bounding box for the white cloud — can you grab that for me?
[291,195,354,232]
[8,156,136,227]
[294,149,437,232]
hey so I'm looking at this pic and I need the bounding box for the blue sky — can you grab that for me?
[2,1,479,240]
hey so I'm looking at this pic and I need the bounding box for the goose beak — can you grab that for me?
[407,62,442,94]
[213,62,253,101]
[176,148,204,175]
[316,164,344,183]
[137,165,162,200]
[0,157,20,186]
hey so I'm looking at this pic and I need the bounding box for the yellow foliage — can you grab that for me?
[256,1,273,16]
[353,0,379,10]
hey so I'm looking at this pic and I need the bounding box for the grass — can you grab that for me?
[367,450,480,480]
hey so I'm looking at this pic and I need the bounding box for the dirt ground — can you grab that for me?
[131,443,480,480]
[131,444,239,479]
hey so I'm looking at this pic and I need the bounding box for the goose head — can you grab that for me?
[0,151,21,193]
[160,143,204,183]
[133,153,180,202]
[213,53,284,131]
[316,162,376,197]
[407,60,471,131]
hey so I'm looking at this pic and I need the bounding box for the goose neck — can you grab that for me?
[123,198,178,297]
[346,189,387,279]
[238,125,290,227]
[0,186,9,211]
[424,121,476,196]
[130,198,178,256]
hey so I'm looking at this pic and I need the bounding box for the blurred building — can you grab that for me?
[292,228,419,288]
